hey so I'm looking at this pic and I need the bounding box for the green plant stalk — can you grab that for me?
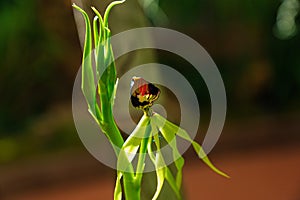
[98,73,123,149]
[73,3,140,200]
[122,173,140,200]
[135,121,150,183]
[73,3,124,152]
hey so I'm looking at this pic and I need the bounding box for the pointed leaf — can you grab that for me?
[91,6,105,42]
[72,4,96,115]
[103,0,126,27]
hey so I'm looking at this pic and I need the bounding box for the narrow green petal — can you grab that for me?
[114,171,123,200]
[191,142,230,178]
[152,156,165,200]
[117,149,135,173]
[152,116,185,188]
[154,113,229,178]
[135,124,151,176]
[147,129,156,162]
[164,167,181,199]
[117,115,150,173]
[147,132,165,200]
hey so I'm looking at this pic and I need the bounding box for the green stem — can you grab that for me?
[99,80,124,149]
[135,119,150,174]
[123,173,141,200]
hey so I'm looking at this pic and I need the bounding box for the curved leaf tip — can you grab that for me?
[104,0,126,26]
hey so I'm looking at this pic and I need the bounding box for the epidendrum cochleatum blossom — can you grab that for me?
[73,1,229,199]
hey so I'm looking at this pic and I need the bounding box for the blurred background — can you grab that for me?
[0,0,299,199]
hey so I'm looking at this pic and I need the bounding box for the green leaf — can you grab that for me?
[91,6,105,42]
[111,78,119,108]
[88,104,102,124]
[95,41,105,84]
[103,0,126,27]
[95,30,116,103]
[72,4,96,116]
[93,16,99,48]
[91,7,110,97]
[154,113,230,178]
[103,34,117,99]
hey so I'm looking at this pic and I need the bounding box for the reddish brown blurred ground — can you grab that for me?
[183,145,300,200]
[3,144,299,200]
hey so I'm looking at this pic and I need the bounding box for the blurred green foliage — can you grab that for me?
[0,0,80,135]
[0,0,81,163]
